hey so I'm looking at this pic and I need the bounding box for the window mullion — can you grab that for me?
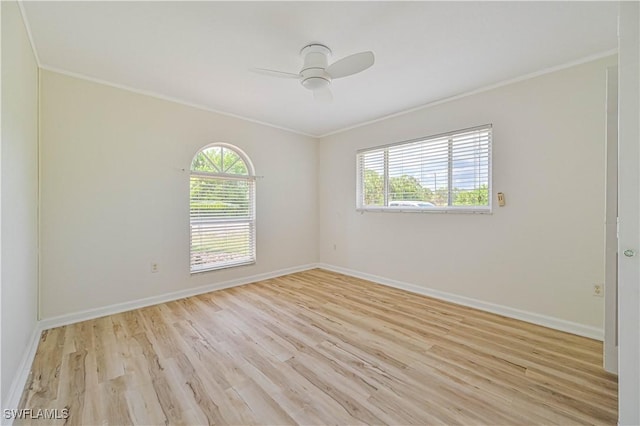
[203,152,221,172]
[383,149,389,206]
[447,138,453,206]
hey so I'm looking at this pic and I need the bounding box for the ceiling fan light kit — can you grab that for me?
[251,43,375,102]
[301,76,330,90]
[300,44,332,91]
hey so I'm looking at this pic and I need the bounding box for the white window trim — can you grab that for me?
[189,143,257,274]
[356,124,492,214]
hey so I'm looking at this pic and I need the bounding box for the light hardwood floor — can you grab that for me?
[19,269,617,425]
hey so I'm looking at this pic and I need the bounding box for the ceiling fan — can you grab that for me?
[250,44,375,102]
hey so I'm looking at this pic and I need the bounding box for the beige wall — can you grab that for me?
[1,0,40,405]
[39,70,318,319]
[318,56,616,331]
[11,32,620,383]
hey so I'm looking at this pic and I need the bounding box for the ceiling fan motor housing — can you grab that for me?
[300,44,332,90]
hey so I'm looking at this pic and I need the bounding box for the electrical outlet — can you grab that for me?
[593,284,603,297]
[151,262,159,273]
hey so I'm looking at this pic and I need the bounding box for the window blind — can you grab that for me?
[190,145,256,273]
[357,125,492,212]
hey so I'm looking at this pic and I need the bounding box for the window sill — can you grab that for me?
[356,207,492,214]
[190,260,256,274]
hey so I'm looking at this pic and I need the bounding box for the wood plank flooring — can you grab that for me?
[18,269,618,425]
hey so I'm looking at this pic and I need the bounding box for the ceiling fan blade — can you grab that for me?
[249,68,300,79]
[313,87,333,102]
[326,51,374,79]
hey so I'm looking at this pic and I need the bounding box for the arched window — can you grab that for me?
[190,143,256,273]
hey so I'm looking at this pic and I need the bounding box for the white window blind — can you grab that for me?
[357,125,492,212]
[190,144,256,273]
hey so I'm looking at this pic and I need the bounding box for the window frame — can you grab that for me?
[189,143,256,274]
[356,124,492,214]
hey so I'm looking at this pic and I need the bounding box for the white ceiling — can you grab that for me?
[22,1,618,137]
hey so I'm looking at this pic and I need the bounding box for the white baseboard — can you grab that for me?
[317,263,604,341]
[6,261,601,423]
[3,263,318,424]
[39,263,318,331]
[2,323,43,425]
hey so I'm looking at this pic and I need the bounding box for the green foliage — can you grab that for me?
[364,170,434,205]
[431,188,449,206]
[364,169,384,205]
[453,184,489,206]
[190,146,252,219]
[191,152,217,173]
[190,177,250,217]
[363,169,488,207]
[190,146,254,264]
[389,175,432,202]
[191,146,248,175]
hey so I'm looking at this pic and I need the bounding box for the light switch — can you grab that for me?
[497,192,506,207]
